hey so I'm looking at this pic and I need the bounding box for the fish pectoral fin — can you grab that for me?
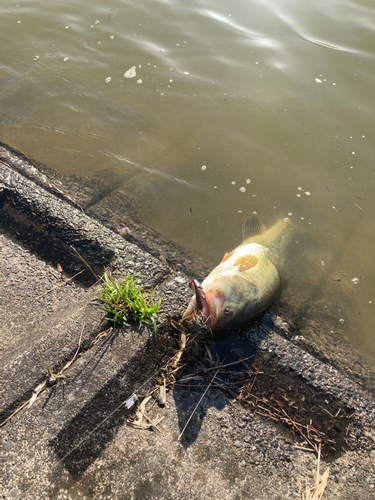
[242,216,266,241]
[220,249,235,263]
[234,254,259,272]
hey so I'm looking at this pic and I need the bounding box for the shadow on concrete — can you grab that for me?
[174,329,258,448]
[49,329,178,478]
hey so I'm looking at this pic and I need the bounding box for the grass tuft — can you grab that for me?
[93,269,162,334]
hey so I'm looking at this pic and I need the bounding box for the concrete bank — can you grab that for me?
[0,143,375,499]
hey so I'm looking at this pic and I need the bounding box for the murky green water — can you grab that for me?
[1,0,374,359]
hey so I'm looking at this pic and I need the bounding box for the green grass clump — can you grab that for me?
[94,270,161,334]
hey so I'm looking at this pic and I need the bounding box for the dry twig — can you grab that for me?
[35,269,85,300]
[302,444,330,500]
[177,369,219,441]
[0,324,85,428]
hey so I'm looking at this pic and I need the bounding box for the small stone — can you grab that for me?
[3,441,14,451]
[4,486,21,499]
[240,460,246,467]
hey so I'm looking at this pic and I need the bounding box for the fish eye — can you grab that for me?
[224,307,233,315]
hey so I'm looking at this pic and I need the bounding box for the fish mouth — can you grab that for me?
[187,280,226,330]
[204,290,225,330]
[184,280,213,329]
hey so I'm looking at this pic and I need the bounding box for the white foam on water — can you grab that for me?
[124,66,136,78]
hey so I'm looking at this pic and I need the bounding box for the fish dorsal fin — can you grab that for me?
[220,249,235,263]
[234,254,259,272]
[242,216,266,241]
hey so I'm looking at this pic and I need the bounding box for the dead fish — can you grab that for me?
[183,216,293,330]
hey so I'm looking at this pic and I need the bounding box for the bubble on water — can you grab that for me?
[288,212,292,216]
[137,79,142,84]
[352,151,355,155]
[238,210,242,213]
[351,278,359,284]
[370,301,372,304]
[284,217,289,222]
[315,78,322,83]
[65,26,69,29]
[98,42,101,45]
[95,20,100,24]
[110,35,114,39]
[201,165,207,171]
[332,206,335,209]
[339,318,345,324]
[362,135,365,138]
[246,179,251,184]
[297,194,301,197]
[298,187,303,191]
[105,77,111,83]
[321,261,325,266]
[64,57,69,62]
[305,191,311,195]
[231,181,236,185]
[169,79,173,82]
[239,187,246,193]
[184,71,189,75]
[33,56,39,61]
[253,211,257,215]
[214,186,217,189]
[17,21,21,23]
[124,66,136,78]
[301,217,304,220]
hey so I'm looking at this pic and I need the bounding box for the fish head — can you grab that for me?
[203,273,258,330]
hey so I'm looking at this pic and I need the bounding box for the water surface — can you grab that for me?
[1,0,374,358]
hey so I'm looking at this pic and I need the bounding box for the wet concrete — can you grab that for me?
[1,143,375,499]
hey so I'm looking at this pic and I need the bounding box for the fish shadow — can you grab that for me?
[174,323,264,449]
